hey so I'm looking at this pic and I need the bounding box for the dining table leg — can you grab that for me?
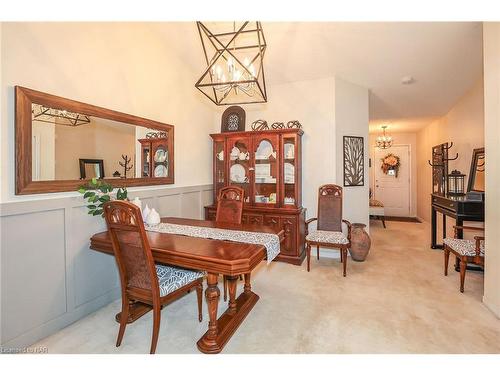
[205,273,220,341]
[244,273,251,293]
[197,271,259,354]
[227,275,239,314]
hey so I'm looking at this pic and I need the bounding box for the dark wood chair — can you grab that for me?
[215,186,245,301]
[443,225,485,293]
[103,200,204,354]
[305,184,352,276]
[216,186,245,224]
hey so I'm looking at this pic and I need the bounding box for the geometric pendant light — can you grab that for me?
[195,21,267,105]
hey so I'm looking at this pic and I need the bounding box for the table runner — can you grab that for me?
[145,222,280,264]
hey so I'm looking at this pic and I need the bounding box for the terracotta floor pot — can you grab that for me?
[349,223,371,261]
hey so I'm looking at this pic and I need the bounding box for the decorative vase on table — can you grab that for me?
[349,223,371,261]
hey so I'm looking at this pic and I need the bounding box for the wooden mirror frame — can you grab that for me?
[467,147,485,192]
[15,86,175,194]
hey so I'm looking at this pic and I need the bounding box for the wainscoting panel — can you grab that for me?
[157,193,182,218]
[0,184,213,349]
[71,206,119,308]
[1,209,67,343]
[181,191,201,219]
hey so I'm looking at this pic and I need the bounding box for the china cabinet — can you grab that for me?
[205,129,306,265]
[139,136,173,183]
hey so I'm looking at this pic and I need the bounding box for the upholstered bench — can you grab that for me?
[369,199,386,228]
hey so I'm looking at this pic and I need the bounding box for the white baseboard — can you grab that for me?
[482,295,500,319]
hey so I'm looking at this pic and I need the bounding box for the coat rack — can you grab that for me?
[428,142,459,195]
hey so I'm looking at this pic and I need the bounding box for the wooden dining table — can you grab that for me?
[89,217,284,354]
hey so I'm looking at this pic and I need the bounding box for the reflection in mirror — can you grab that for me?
[468,148,485,192]
[79,159,104,180]
[31,103,144,181]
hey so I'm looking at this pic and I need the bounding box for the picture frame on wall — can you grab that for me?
[343,136,364,187]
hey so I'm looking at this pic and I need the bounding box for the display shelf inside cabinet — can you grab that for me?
[206,129,305,265]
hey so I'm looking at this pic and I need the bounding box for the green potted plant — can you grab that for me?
[78,178,128,217]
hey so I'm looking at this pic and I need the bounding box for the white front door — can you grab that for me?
[373,145,411,217]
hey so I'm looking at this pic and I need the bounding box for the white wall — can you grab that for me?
[369,132,418,217]
[483,22,500,318]
[212,76,370,229]
[416,78,484,226]
[213,77,337,220]
[1,22,214,203]
[335,77,369,227]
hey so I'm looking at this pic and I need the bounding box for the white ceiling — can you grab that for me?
[369,116,439,134]
[153,22,483,121]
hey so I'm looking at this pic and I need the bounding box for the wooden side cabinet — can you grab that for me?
[205,129,306,265]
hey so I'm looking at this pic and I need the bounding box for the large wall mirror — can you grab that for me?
[16,86,174,194]
[467,147,485,192]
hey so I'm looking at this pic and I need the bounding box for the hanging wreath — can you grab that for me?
[381,153,401,177]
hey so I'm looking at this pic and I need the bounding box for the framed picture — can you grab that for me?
[343,136,364,186]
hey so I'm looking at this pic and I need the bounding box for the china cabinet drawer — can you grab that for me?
[264,215,281,229]
[280,216,297,256]
[244,214,264,225]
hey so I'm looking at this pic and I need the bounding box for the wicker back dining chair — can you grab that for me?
[215,186,245,301]
[216,186,245,224]
[305,184,352,276]
[103,200,204,354]
[443,225,485,292]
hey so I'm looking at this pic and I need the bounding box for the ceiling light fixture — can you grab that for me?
[376,125,393,149]
[195,21,267,105]
[32,104,91,127]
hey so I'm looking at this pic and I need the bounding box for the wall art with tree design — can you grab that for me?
[343,136,364,186]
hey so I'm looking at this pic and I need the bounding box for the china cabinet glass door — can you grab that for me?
[227,136,251,203]
[141,143,151,177]
[152,140,169,178]
[253,134,279,206]
[282,135,297,207]
[214,140,225,200]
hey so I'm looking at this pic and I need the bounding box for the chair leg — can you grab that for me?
[150,305,161,354]
[223,276,228,302]
[444,246,450,276]
[306,243,311,272]
[342,248,347,277]
[116,296,129,347]
[316,245,320,260]
[196,283,203,322]
[340,248,343,263]
[382,218,386,228]
[459,257,467,293]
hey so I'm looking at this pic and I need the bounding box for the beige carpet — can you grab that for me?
[33,221,500,354]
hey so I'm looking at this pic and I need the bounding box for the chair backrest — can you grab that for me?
[317,184,343,232]
[216,186,245,224]
[103,201,160,297]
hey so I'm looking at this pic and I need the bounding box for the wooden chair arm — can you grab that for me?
[474,236,485,241]
[342,220,352,241]
[305,218,318,226]
[305,218,317,236]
